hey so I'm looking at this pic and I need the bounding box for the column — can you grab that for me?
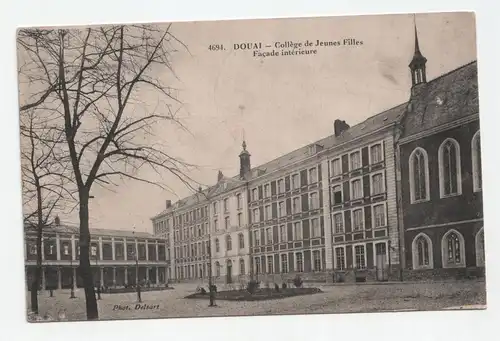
[41,268,46,290]
[56,234,61,261]
[156,267,159,284]
[25,267,28,292]
[145,240,149,261]
[166,266,169,282]
[146,267,149,282]
[41,238,45,261]
[57,267,62,289]
[112,267,116,287]
[124,268,128,285]
[71,235,76,261]
[123,238,128,261]
[98,236,103,261]
[111,238,116,261]
[321,159,334,281]
[155,241,159,262]
[100,268,104,287]
[72,268,77,291]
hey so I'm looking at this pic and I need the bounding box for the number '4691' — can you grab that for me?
[208,44,224,51]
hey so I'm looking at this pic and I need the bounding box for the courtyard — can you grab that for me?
[27,280,487,322]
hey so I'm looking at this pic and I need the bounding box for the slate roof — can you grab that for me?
[401,61,478,138]
[25,223,154,238]
[152,101,406,219]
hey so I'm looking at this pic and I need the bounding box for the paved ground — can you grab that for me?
[27,280,487,322]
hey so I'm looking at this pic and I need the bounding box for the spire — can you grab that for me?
[409,15,427,87]
[239,137,251,180]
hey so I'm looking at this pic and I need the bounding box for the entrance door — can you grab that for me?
[226,260,233,284]
[375,243,388,281]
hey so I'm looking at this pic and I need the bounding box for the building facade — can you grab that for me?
[25,220,171,290]
[395,29,483,279]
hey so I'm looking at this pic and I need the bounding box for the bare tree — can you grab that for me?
[20,108,74,314]
[17,24,196,320]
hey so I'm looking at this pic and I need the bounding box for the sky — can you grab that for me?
[19,12,477,234]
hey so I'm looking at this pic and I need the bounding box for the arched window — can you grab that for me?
[475,227,485,267]
[215,261,220,277]
[239,258,245,275]
[472,131,482,192]
[226,235,232,251]
[238,233,244,249]
[409,147,430,203]
[215,238,220,253]
[438,138,462,197]
[412,233,433,269]
[441,229,466,268]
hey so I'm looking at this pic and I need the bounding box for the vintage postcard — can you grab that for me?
[17,11,485,323]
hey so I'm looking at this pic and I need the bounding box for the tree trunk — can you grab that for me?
[78,194,99,320]
[30,226,43,314]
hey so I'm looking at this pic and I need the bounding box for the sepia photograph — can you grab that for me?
[16,11,485,323]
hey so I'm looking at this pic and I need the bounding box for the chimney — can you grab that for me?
[334,119,350,137]
[217,170,224,182]
[54,216,61,226]
[198,186,202,193]
[165,200,172,209]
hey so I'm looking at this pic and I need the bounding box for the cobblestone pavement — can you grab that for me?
[27,280,487,322]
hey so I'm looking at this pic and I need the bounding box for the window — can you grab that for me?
[90,245,97,257]
[472,131,482,192]
[296,253,304,272]
[412,233,433,269]
[475,228,485,267]
[213,202,218,214]
[309,167,318,183]
[292,174,300,189]
[332,185,342,205]
[281,254,288,273]
[311,218,320,238]
[266,227,273,244]
[372,204,386,228]
[351,179,362,199]
[215,239,220,252]
[226,235,232,251]
[223,198,229,212]
[331,158,342,176]
[253,209,259,223]
[333,213,344,234]
[312,250,321,271]
[309,192,319,210]
[278,179,285,193]
[354,245,366,269]
[215,262,220,277]
[224,216,230,229]
[214,219,218,232]
[371,173,384,195]
[255,257,261,274]
[239,259,245,275]
[370,144,383,164]
[335,247,345,270]
[237,213,242,227]
[267,256,274,274]
[29,244,37,255]
[350,151,361,170]
[352,209,364,231]
[236,193,242,209]
[63,244,69,256]
[252,188,258,201]
[278,201,285,217]
[442,230,465,268]
[279,225,286,242]
[264,184,270,198]
[254,230,260,246]
[265,205,271,220]
[438,138,462,197]
[238,233,244,249]
[292,197,300,214]
[294,222,302,240]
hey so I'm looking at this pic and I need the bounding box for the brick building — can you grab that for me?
[25,219,170,290]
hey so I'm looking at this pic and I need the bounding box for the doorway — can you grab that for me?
[375,242,388,281]
[226,260,233,284]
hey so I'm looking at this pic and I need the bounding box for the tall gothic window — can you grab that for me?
[409,147,429,203]
[412,233,433,269]
[239,259,245,275]
[439,139,462,197]
[226,235,232,251]
[472,131,482,192]
[442,230,465,268]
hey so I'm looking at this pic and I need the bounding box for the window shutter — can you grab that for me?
[366,243,374,268]
[346,245,353,269]
[344,211,351,233]
[320,216,325,236]
[300,169,308,186]
[343,181,350,202]
[301,193,309,211]
[273,225,278,244]
[364,206,372,230]
[287,223,293,242]
[271,181,277,196]
[304,250,312,272]
[286,198,292,215]
[342,154,349,173]
[272,203,277,219]
[258,186,263,200]
[362,147,369,166]
[288,252,295,272]
[302,219,310,239]
[285,176,291,192]
[363,175,370,198]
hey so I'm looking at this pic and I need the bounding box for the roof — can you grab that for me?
[25,223,155,238]
[401,61,478,138]
[152,102,405,219]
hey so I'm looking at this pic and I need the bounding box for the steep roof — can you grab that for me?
[401,61,478,138]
